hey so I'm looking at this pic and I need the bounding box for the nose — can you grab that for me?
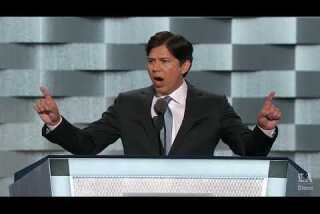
[149,61,161,73]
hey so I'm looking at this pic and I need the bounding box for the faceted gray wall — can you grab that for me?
[1,17,320,196]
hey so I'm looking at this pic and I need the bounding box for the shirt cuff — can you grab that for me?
[257,125,276,138]
[46,117,63,131]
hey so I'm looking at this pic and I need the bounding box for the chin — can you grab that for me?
[154,88,169,96]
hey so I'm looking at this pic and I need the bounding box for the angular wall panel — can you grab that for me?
[192,44,232,71]
[105,44,146,70]
[296,46,320,70]
[231,71,295,97]
[0,44,39,69]
[187,71,231,96]
[41,70,105,96]
[105,17,169,44]
[0,70,40,96]
[233,45,295,70]
[41,17,105,43]
[104,70,151,97]
[0,121,63,151]
[0,70,105,97]
[170,17,231,44]
[297,17,320,44]
[0,17,41,42]
[295,99,320,124]
[232,17,296,44]
[296,125,320,151]
[0,98,34,123]
[40,44,106,70]
[296,71,320,97]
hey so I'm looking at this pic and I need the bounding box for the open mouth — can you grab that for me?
[154,77,164,81]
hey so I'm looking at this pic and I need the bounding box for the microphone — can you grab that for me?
[153,98,168,131]
[154,98,168,116]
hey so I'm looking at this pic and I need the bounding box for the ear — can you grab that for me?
[180,60,191,75]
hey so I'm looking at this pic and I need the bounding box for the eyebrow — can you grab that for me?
[148,57,171,60]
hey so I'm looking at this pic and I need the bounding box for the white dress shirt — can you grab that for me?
[151,80,188,147]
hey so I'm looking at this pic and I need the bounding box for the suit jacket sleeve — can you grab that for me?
[42,96,122,155]
[219,96,277,156]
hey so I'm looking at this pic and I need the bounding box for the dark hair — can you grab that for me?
[145,31,193,77]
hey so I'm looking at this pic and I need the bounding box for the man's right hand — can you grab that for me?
[34,86,61,126]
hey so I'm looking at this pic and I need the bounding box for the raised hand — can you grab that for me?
[33,86,61,126]
[257,91,282,130]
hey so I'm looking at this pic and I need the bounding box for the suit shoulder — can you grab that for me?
[116,86,152,99]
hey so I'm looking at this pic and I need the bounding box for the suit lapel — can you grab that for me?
[138,84,208,155]
[139,86,163,153]
[169,84,206,154]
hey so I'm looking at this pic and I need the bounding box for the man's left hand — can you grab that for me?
[257,91,282,130]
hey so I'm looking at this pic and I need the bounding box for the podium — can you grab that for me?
[9,155,313,196]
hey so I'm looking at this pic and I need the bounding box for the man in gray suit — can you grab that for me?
[34,31,281,156]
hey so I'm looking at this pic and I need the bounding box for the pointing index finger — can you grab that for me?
[40,86,52,99]
[263,91,276,108]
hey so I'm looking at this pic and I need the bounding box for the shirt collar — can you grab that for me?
[156,79,188,105]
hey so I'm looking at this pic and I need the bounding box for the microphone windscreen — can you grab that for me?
[154,98,168,115]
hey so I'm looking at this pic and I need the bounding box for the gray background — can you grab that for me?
[1,17,320,196]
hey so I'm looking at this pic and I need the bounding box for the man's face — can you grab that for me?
[147,45,190,96]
